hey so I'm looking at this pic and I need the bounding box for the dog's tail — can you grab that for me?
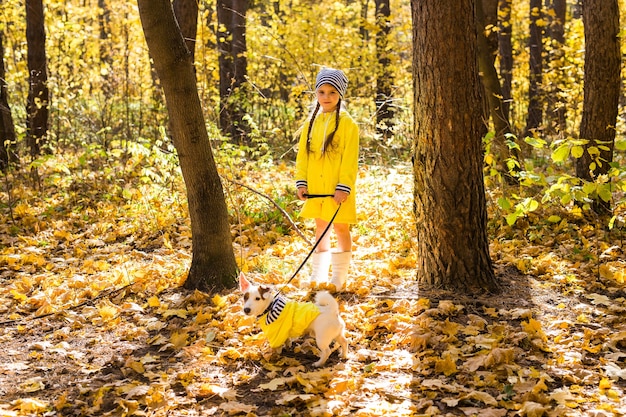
[315,291,340,313]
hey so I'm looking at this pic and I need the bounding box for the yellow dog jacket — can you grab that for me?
[258,295,320,348]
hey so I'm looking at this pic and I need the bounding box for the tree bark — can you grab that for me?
[412,0,498,293]
[545,0,567,135]
[173,0,199,62]
[375,0,394,140]
[26,0,49,159]
[217,0,249,144]
[498,0,513,123]
[477,0,518,180]
[523,0,543,138]
[137,0,238,292]
[0,29,16,170]
[575,0,620,208]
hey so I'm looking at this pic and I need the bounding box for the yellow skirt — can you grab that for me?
[300,195,357,224]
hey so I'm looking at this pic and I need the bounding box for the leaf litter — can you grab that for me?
[0,157,625,416]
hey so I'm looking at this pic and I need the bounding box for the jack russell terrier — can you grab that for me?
[238,272,348,367]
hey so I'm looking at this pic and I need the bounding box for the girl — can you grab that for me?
[295,68,359,291]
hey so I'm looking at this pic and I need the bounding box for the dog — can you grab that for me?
[238,272,348,367]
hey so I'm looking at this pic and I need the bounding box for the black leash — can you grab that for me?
[278,193,342,293]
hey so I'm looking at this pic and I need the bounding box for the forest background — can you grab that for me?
[1,0,626,416]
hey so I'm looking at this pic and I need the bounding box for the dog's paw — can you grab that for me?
[312,359,326,367]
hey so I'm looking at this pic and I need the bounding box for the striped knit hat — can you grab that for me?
[315,68,348,97]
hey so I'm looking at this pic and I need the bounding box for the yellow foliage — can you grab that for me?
[170,331,188,349]
[12,398,48,414]
[435,354,458,376]
[522,318,547,342]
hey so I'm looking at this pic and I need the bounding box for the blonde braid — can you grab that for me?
[306,103,321,153]
[322,98,342,153]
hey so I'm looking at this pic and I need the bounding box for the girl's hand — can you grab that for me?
[297,187,308,201]
[334,190,349,205]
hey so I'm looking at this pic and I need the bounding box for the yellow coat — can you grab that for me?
[295,110,359,224]
[258,299,321,348]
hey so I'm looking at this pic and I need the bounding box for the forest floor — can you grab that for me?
[1,158,625,416]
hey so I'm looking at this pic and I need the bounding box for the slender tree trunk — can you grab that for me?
[0,29,16,170]
[498,0,513,125]
[546,0,567,135]
[98,0,114,147]
[477,0,518,180]
[217,0,249,144]
[523,0,543,138]
[26,0,49,159]
[375,0,394,139]
[137,0,238,292]
[412,0,498,293]
[575,0,620,213]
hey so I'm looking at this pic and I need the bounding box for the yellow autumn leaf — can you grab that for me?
[10,289,28,303]
[98,304,119,321]
[13,398,48,414]
[195,309,212,325]
[127,361,145,374]
[191,383,230,398]
[532,377,549,394]
[599,378,612,390]
[163,309,188,319]
[441,319,461,337]
[327,379,350,394]
[461,390,498,406]
[147,296,160,307]
[53,229,72,241]
[20,377,45,393]
[259,377,293,391]
[484,347,515,368]
[435,354,458,376]
[519,401,548,417]
[170,331,188,349]
[522,318,547,342]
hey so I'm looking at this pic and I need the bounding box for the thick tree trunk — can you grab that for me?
[26,0,49,159]
[137,0,238,292]
[0,30,16,170]
[375,0,394,140]
[575,0,620,209]
[412,0,498,293]
[217,0,249,144]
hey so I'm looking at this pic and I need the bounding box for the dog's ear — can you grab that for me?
[238,272,250,292]
[259,286,272,300]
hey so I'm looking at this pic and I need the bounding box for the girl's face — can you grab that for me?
[316,84,340,113]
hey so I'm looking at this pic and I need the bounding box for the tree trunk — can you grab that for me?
[477,0,518,180]
[545,0,567,135]
[575,0,620,210]
[375,0,394,140]
[0,29,17,170]
[217,0,249,144]
[498,0,513,124]
[412,0,498,293]
[26,0,49,159]
[137,0,238,292]
[173,0,199,62]
[98,0,113,93]
[523,0,543,138]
